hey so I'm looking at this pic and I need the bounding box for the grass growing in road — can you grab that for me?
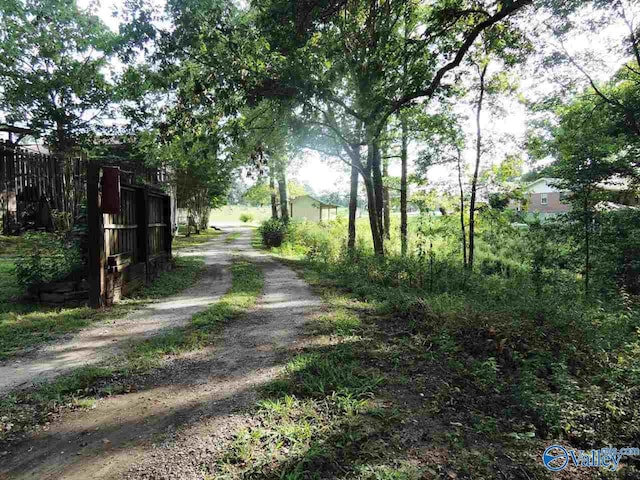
[129,258,263,368]
[0,256,205,359]
[204,272,403,480]
[0,258,263,445]
[224,232,241,244]
[173,227,222,250]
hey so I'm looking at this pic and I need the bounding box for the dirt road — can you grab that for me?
[0,226,322,480]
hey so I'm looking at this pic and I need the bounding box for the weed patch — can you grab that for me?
[246,240,640,478]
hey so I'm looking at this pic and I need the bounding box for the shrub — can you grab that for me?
[50,209,72,232]
[14,233,82,289]
[259,218,288,248]
[239,212,254,223]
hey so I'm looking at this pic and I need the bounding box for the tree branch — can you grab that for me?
[374,0,532,135]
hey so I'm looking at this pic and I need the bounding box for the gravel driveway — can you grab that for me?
[0,226,322,480]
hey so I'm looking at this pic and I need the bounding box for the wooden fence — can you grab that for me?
[0,139,169,233]
[0,139,85,230]
[88,163,172,307]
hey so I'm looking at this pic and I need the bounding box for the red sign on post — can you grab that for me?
[101,166,121,214]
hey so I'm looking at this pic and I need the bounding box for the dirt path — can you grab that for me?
[0,227,322,480]
[0,227,239,394]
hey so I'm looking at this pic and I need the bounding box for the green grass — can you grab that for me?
[311,309,361,336]
[209,205,271,223]
[0,235,21,256]
[224,232,241,244]
[173,227,223,250]
[0,258,21,304]
[251,223,640,477]
[0,257,263,444]
[0,256,205,359]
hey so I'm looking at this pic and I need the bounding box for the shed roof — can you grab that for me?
[291,194,340,208]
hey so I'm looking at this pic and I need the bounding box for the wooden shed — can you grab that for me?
[289,195,339,222]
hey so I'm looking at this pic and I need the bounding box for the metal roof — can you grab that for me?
[291,194,341,208]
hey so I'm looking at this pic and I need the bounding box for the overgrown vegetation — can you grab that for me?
[259,218,288,248]
[0,258,263,445]
[13,232,82,289]
[0,235,21,256]
[254,212,640,476]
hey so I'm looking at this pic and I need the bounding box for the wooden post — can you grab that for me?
[163,194,172,258]
[87,162,104,308]
[136,186,149,280]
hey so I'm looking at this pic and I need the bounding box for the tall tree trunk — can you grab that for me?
[468,64,487,271]
[400,115,408,256]
[457,148,467,268]
[363,171,384,256]
[348,149,359,251]
[583,191,591,298]
[269,170,278,220]
[400,4,410,257]
[277,161,289,222]
[382,147,391,241]
[360,132,385,256]
[370,140,385,242]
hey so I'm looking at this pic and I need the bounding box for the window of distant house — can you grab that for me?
[541,193,548,205]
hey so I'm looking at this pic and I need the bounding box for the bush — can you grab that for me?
[14,233,82,289]
[259,218,288,248]
[239,212,254,223]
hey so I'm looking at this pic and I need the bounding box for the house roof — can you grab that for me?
[595,201,640,212]
[524,176,633,192]
[291,194,340,208]
[599,176,632,191]
[0,124,35,135]
[524,177,561,190]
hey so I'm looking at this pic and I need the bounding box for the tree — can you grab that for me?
[141,127,235,234]
[468,60,488,271]
[0,0,119,152]
[251,0,535,256]
[551,94,631,297]
[242,182,273,207]
[416,111,467,266]
[243,179,305,207]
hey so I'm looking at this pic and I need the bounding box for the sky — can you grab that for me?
[79,0,636,194]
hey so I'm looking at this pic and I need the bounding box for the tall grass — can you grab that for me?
[262,213,640,447]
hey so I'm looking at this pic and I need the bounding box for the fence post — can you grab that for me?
[136,186,149,280]
[163,195,172,258]
[87,162,104,308]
